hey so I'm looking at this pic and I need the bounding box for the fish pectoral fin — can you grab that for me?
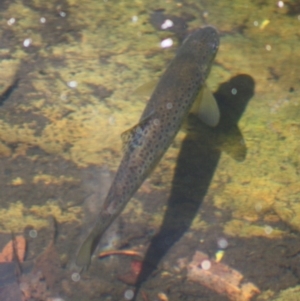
[133,79,159,97]
[121,114,153,152]
[72,232,94,273]
[190,83,220,127]
[121,127,134,152]
[219,126,247,161]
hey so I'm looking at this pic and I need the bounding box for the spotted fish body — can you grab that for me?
[75,26,219,270]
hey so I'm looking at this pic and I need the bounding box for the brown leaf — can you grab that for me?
[0,235,26,263]
[187,251,260,301]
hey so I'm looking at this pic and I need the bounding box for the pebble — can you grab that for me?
[23,38,32,47]
[160,38,173,48]
[161,19,173,30]
[7,18,16,26]
[67,81,78,88]
[158,292,168,301]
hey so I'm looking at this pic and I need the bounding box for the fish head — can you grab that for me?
[189,26,219,56]
[182,26,220,79]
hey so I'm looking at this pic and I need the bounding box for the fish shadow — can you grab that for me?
[133,74,255,298]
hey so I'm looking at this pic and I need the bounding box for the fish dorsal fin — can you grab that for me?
[190,83,220,127]
[121,128,134,152]
[133,80,158,97]
[219,126,247,161]
[121,113,154,152]
[121,125,142,152]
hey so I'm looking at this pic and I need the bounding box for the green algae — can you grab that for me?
[0,0,299,299]
[270,286,300,301]
[224,219,284,238]
[0,0,299,241]
[0,0,298,176]
[0,200,81,233]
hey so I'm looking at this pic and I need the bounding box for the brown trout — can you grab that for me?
[75,26,220,270]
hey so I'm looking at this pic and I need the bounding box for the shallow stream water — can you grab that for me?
[0,1,299,300]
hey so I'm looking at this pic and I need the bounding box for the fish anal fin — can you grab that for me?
[190,83,220,127]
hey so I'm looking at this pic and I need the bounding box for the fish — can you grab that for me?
[74,26,220,271]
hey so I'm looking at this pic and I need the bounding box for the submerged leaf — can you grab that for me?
[0,236,26,263]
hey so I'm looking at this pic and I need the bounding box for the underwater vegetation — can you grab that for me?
[0,0,299,300]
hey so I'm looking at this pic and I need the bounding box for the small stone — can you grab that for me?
[161,19,173,30]
[67,81,78,88]
[160,38,173,48]
[23,38,32,47]
[7,18,16,26]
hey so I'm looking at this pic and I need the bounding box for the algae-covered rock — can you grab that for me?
[223,219,284,238]
[271,285,300,301]
[0,200,81,233]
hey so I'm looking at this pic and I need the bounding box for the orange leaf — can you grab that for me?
[0,235,26,263]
